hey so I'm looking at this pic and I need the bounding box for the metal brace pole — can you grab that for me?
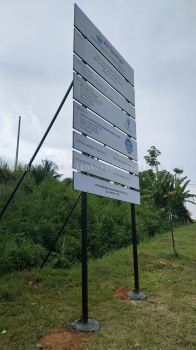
[0,81,73,221]
[40,192,82,268]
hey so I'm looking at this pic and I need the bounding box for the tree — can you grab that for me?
[143,168,195,256]
[164,173,195,256]
[0,160,13,183]
[144,146,161,172]
[173,168,183,176]
[31,159,61,184]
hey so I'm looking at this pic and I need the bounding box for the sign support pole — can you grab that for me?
[70,190,100,332]
[81,191,88,323]
[127,204,148,301]
[131,203,140,292]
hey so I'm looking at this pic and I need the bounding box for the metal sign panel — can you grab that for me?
[73,131,138,175]
[74,4,134,86]
[74,172,140,204]
[73,5,140,204]
[73,55,135,115]
[74,29,135,110]
[73,102,138,161]
[73,74,136,139]
[73,151,139,190]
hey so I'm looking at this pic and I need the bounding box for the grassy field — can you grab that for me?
[0,223,196,350]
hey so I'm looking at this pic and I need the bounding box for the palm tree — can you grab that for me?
[41,159,61,179]
[143,170,195,256]
[31,159,61,184]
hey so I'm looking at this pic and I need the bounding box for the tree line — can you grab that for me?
[0,147,195,274]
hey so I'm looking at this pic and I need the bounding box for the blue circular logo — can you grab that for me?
[125,138,133,154]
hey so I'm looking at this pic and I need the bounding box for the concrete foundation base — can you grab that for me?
[69,318,100,332]
[126,290,148,300]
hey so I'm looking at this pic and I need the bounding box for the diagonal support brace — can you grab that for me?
[0,81,73,221]
[40,192,82,268]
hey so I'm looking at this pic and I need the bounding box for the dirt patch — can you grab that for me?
[39,328,91,350]
[113,287,132,300]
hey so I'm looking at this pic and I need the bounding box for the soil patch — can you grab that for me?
[39,328,91,350]
[113,287,132,300]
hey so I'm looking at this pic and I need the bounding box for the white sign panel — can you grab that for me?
[73,5,140,204]
[73,151,139,190]
[73,55,135,116]
[73,102,138,161]
[74,172,140,204]
[73,74,136,139]
[73,131,138,175]
[74,29,135,110]
[74,4,134,86]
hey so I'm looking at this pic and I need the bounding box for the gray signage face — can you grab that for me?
[73,55,135,116]
[73,102,138,161]
[73,74,136,139]
[73,151,139,190]
[73,5,140,204]
[74,172,140,204]
[73,131,138,175]
[74,4,134,86]
[74,29,135,110]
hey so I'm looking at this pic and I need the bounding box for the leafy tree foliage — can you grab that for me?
[31,159,61,184]
[0,159,13,183]
[144,146,161,172]
[143,151,195,256]
[0,149,194,273]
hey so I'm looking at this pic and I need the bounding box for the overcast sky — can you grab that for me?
[0,0,196,216]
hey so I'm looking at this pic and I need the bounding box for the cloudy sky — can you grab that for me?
[0,0,196,216]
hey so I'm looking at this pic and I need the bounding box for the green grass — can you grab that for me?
[0,223,196,349]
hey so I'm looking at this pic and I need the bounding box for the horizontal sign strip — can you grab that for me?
[73,131,138,175]
[74,29,135,110]
[73,74,136,139]
[73,151,139,190]
[74,4,134,86]
[73,172,140,204]
[73,55,135,115]
[73,102,138,160]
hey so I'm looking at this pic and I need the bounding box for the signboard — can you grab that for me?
[73,74,136,139]
[73,151,139,189]
[73,55,135,115]
[74,4,134,86]
[73,5,140,204]
[74,29,135,110]
[73,102,138,161]
[74,172,140,204]
[73,131,138,175]
[71,5,145,330]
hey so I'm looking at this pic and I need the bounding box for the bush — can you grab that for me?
[0,234,46,274]
[0,159,179,274]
